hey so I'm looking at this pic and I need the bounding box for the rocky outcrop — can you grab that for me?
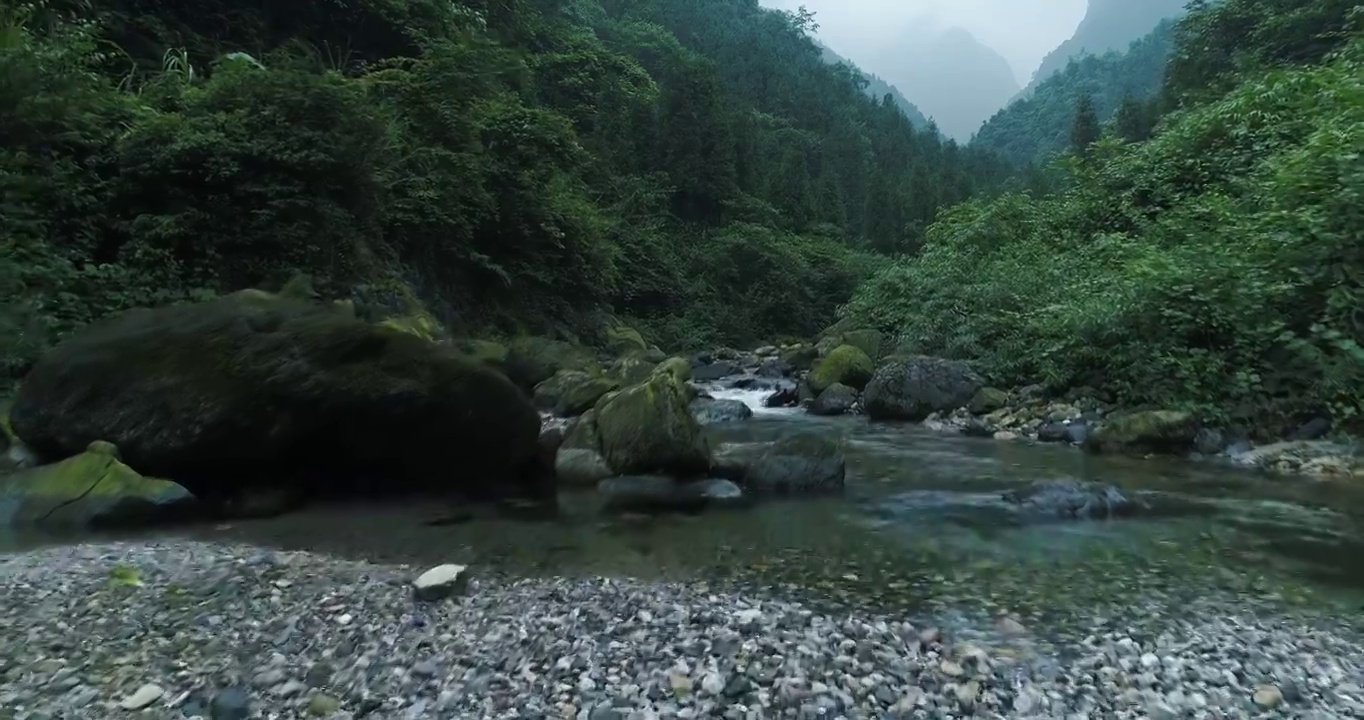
[0,441,196,528]
[863,356,983,422]
[10,293,550,507]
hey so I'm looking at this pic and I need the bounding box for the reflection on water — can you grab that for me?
[5,410,1364,627]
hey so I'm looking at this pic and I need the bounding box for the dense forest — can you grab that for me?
[815,41,930,130]
[4,0,1363,438]
[848,0,1364,433]
[974,20,1175,167]
[0,0,1012,383]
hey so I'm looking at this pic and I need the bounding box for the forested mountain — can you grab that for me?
[815,41,930,129]
[973,20,1176,167]
[872,26,1019,142]
[0,0,1015,377]
[847,0,1364,432]
[1021,0,1188,98]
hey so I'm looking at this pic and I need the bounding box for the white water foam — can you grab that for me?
[701,384,798,416]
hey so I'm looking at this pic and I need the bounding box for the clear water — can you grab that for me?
[6,389,1364,634]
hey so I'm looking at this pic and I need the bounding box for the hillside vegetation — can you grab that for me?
[0,0,1011,382]
[847,0,1364,434]
[974,20,1175,167]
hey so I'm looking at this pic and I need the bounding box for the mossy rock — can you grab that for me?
[379,311,444,343]
[10,294,548,504]
[969,387,1010,414]
[0,441,197,529]
[505,337,600,392]
[839,329,883,362]
[808,344,875,394]
[561,409,603,454]
[605,324,649,355]
[533,370,619,417]
[593,375,711,477]
[1084,410,1200,456]
[780,345,818,371]
[609,355,657,386]
[652,357,692,384]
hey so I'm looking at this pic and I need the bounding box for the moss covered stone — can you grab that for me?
[969,387,1010,414]
[0,443,196,528]
[379,312,444,342]
[606,324,648,355]
[533,370,619,417]
[593,375,711,477]
[808,344,875,394]
[504,336,600,391]
[609,355,657,385]
[839,329,884,362]
[10,293,549,505]
[780,344,818,371]
[1084,410,1199,456]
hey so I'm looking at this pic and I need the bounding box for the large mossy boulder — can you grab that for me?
[863,356,983,422]
[0,441,196,528]
[839,329,883,362]
[609,354,657,385]
[533,370,618,417]
[590,373,711,477]
[10,294,550,505]
[605,324,649,355]
[809,383,858,417]
[808,344,874,394]
[1083,410,1200,456]
[504,336,599,393]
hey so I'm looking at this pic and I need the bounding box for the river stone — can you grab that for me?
[1084,410,1199,456]
[689,398,753,425]
[209,686,251,720]
[809,383,858,416]
[413,564,471,601]
[555,448,614,488]
[0,442,196,529]
[863,356,983,422]
[119,683,164,710]
[763,380,801,408]
[808,345,875,394]
[593,374,711,477]
[742,433,846,496]
[532,370,618,417]
[1003,480,1143,520]
[691,360,742,382]
[9,292,550,506]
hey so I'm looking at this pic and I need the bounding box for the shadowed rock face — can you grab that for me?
[10,293,548,506]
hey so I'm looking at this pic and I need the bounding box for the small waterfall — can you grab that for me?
[698,382,799,416]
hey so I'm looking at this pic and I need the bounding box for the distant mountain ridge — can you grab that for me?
[815,41,930,129]
[1020,0,1188,98]
[873,25,1019,142]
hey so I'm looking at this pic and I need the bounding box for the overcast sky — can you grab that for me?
[759,0,1088,86]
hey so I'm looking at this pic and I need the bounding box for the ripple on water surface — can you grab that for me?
[5,409,1364,638]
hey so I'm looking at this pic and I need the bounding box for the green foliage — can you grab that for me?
[847,21,1364,429]
[1069,94,1100,155]
[975,20,1175,167]
[2,0,1016,377]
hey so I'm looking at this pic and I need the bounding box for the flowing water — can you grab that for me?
[5,387,1364,634]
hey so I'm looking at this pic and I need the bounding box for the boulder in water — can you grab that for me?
[692,360,742,382]
[598,475,746,514]
[590,373,711,477]
[757,357,791,378]
[808,345,874,394]
[0,441,197,529]
[690,397,753,425]
[863,356,983,422]
[1083,410,1199,456]
[1002,480,1144,520]
[809,383,858,416]
[532,370,617,417]
[555,448,614,488]
[763,380,801,408]
[10,294,550,507]
[741,433,846,496]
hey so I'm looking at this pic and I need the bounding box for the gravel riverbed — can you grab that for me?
[1,541,1363,720]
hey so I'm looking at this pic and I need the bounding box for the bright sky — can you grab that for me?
[759,0,1089,86]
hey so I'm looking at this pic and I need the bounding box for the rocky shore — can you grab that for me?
[2,540,1363,719]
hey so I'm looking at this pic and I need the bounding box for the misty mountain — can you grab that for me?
[1020,0,1188,97]
[874,26,1019,142]
[974,19,1177,166]
[815,41,930,129]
